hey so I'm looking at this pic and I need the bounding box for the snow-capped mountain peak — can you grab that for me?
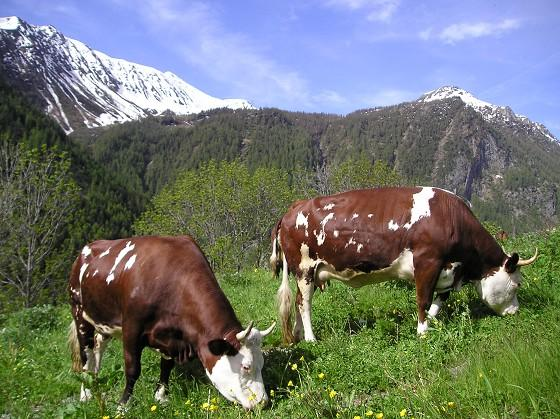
[0,16,254,134]
[419,86,557,142]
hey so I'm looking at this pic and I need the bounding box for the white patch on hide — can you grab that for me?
[403,187,435,229]
[124,254,137,271]
[351,213,359,220]
[99,248,110,258]
[357,244,363,253]
[296,211,309,237]
[81,245,92,257]
[315,212,334,246]
[388,220,399,231]
[79,263,89,284]
[106,241,135,284]
[333,230,339,238]
[323,203,335,210]
[368,213,373,218]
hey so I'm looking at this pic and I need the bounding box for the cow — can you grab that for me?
[270,187,537,343]
[68,235,275,409]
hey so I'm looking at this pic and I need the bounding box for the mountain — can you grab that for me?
[71,94,560,233]
[419,86,557,143]
[0,16,253,134]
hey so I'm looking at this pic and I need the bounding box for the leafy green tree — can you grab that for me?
[0,143,79,308]
[135,160,296,271]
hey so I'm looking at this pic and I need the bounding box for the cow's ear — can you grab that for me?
[208,339,238,356]
[505,253,519,274]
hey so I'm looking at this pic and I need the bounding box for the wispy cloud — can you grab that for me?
[421,19,521,44]
[323,0,401,22]
[126,0,311,107]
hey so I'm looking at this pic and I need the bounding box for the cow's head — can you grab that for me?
[204,322,275,410]
[475,249,537,315]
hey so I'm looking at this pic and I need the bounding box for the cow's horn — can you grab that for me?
[517,248,538,267]
[260,321,276,338]
[236,321,254,341]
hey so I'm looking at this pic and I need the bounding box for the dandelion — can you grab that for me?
[329,389,337,399]
[291,363,298,371]
[287,380,294,387]
[366,410,374,416]
[102,416,110,419]
[447,401,455,408]
[400,408,407,417]
[202,402,210,410]
[248,393,256,401]
[376,413,384,419]
[318,372,325,379]
[353,416,362,419]
[211,397,218,404]
[185,399,192,406]
[150,405,157,412]
[209,404,219,412]
[270,389,275,397]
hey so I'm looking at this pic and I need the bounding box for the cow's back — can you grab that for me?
[71,235,215,329]
[278,187,468,274]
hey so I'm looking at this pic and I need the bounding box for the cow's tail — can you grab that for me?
[271,221,295,344]
[68,320,82,372]
[269,219,283,277]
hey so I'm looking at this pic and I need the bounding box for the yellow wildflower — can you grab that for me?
[211,397,218,404]
[318,372,325,379]
[270,389,275,397]
[354,416,362,419]
[202,402,210,410]
[376,413,384,419]
[300,355,305,361]
[209,404,218,412]
[150,405,157,412]
[185,399,192,406]
[400,408,407,417]
[287,380,294,387]
[248,393,256,401]
[102,416,110,419]
[329,389,337,399]
[291,363,298,371]
[366,410,374,416]
[448,401,455,408]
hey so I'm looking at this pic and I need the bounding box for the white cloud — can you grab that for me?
[422,19,521,44]
[324,0,401,22]
[127,0,311,107]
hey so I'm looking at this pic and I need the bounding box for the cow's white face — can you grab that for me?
[206,326,273,410]
[475,264,521,316]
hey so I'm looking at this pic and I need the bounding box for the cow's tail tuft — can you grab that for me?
[68,320,82,372]
[276,251,295,344]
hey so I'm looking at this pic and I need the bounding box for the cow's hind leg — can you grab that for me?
[69,305,97,401]
[120,323,144,404]
[155,357,175,402]
[294,275,316,342]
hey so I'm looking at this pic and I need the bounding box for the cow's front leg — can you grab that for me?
[120,328,143,404]
[414,262,441,336]
[427,291,450,318]
[295,275,316,342]
[154,357,174,402]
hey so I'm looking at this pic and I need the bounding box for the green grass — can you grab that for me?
[1,229,559,418]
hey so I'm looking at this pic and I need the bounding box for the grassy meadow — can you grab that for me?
[1,229,559,418]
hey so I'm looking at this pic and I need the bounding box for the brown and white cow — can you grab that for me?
[68,235,275,409]
[270,187,537,343]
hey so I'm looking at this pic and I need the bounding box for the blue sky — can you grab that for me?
[2,0,560,138]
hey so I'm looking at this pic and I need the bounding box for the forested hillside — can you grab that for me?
[0,77,144,309]
[72,103,560,233]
